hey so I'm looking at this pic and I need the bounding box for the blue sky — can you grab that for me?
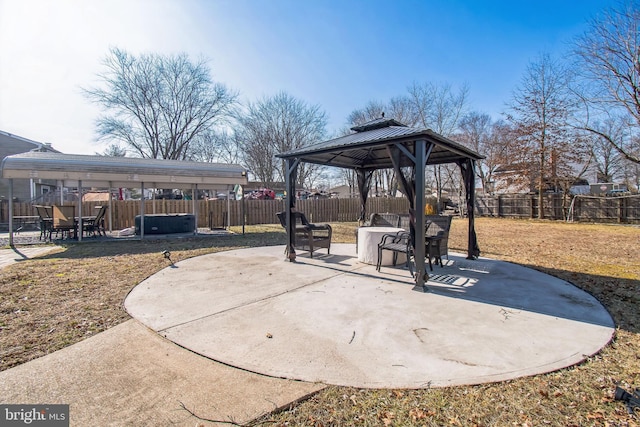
[0,0,617,154]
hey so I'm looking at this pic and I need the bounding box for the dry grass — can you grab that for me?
[1,218,639,426]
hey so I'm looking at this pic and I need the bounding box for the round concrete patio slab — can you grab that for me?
[125,244,614,389]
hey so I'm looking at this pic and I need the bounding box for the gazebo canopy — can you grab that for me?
[277,117,483,169]
[276,117,484,292]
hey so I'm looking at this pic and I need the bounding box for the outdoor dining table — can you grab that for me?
[12,215,39,232]
[357,226,407,266]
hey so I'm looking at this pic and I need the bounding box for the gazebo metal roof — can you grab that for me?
[277,118,483,169]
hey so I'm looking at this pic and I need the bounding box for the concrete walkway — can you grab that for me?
[0,243,615,425]
[0,244,61,268]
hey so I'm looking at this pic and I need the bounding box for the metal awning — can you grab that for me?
[1,152,248,244]
[1,151,247,189]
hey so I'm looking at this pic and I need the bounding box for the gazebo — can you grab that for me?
[276,117,485,291]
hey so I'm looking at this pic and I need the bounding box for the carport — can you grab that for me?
[276,117,484,291]
[1,151,248,245]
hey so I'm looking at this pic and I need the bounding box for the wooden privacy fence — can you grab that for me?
[475,194,640,223]
[2,194,638,231]
[0,197,411,231]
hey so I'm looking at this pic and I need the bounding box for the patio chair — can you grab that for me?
[51,205,77,240]
[425,215,453,260]
[276,211,332,258]
[376,231,414,275]
[34,205,53,240]
[83,205,108,237]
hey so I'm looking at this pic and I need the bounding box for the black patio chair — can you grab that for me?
[276,211,332,258]
[376,231,414,275]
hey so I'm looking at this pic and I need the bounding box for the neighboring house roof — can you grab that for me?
[1,151,248,189]
[0,130,61,153]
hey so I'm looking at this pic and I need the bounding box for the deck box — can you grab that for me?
[135,214,195,235]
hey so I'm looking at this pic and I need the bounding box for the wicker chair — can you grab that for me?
[425,215,453,260]
[276,211,332,258]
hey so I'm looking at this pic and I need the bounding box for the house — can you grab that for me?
[0,131,60,201]
[328,184,358,198]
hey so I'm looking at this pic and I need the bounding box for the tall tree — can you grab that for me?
[346,98,417,197]
[97,143,127,157]
[188,130,243,165]
[408,82,469,209]
[507,54,585,217]
[237,92,327,188]
[588,117,628,183]
[457,112,511,195]
[85,47,238,160]
[572,1,640,164]
[407,82,469,136]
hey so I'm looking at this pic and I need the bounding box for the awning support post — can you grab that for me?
[8,179,14,247]
[78,180,83,242]
[140,182,145,240]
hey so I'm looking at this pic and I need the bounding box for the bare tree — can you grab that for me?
[457,112,512,195]
[346,99,417,197]
[588,117,629,182]
[408,81,470,209]
[407,82,469,136]
[237,92,327,188]
[507,54,587,217]
[97,143,127,157]
[347,100,387,126]
[572,1,640,164]
[347,97,418,128]
[188,130,244,165]
[85,47,238,160]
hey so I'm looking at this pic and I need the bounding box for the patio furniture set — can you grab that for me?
[34,205,108,240]
[276,211,453,277]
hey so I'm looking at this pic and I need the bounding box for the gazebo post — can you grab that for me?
[460,159,480,259]
[284,158,300,262]
[356,169,374,225]
[413,141,428,292]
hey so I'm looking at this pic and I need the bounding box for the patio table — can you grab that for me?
[357,226,406,266]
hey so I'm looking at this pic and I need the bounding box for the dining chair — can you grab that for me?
[51,205,77,240]
[34,205,53,240]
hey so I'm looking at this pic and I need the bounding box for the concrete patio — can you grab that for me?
[126,243,615,389]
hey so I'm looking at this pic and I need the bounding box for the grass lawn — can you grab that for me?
[1,218,639,426]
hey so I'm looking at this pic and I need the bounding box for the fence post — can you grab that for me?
[530,196,535,219]
[619,197,624,223]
